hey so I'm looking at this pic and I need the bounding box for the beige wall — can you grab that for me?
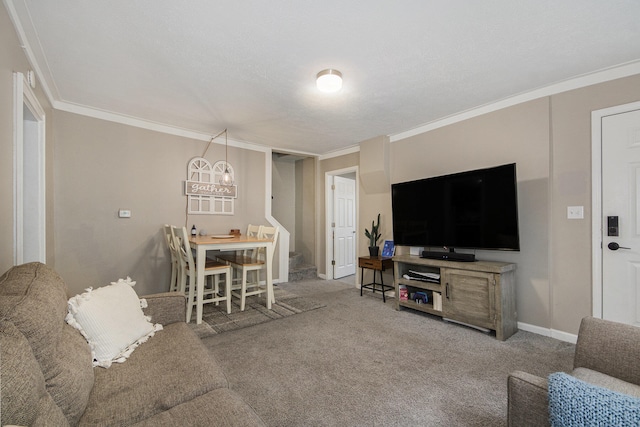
[0,6,54,275]
[52,111,271,296]
[295,157,316,265]
[391,99,551,329]
[320,75,640,336]
[550,75,640,333]
[272,155,296,250]
[358,135,394,284]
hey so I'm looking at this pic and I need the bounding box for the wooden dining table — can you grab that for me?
[188,234,275,324]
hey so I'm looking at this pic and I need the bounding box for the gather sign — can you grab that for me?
[184,180,237,198]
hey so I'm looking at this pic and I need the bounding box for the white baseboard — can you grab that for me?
[550,329,578,344]
[517,322,578,344]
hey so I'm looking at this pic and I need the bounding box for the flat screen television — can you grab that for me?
[391,163,520,258]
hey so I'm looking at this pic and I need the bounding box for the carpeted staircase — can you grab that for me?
[288,252,318,282]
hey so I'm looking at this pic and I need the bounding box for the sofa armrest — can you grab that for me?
[507,371,550,427]
[142,292,186,325]
[574,317,640,386]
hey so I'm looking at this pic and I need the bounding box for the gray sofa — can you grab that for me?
[507,316,640,426]
[0,262,265,426]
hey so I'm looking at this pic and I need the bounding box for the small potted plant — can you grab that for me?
[365,213,382,256]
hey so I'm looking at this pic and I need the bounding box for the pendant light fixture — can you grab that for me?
[219,128,234,186]
[316,69,342,93]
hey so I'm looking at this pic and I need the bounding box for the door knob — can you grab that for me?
[608,242,631,251]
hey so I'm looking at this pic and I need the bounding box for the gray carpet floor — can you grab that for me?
[201,278,574,426]
[189,285,326,339]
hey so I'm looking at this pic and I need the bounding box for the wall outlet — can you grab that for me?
[567,206,584,219]
[118,209,131,218]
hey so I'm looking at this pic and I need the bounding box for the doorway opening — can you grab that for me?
[272,152,317,282]
[13,72,46,265]
[325,166,358,281]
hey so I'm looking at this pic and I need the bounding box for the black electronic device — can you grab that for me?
[607,216,619,236]
[391,163,520,258]
[421,250,476,262]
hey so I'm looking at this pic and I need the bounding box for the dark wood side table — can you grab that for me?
[359,256,394,302]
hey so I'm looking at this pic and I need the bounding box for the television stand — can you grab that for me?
[394,251,517,341]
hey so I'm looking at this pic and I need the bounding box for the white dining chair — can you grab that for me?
[163,224,180,292]
[171,226,232,322]
[216,224,262,264]
[217,225,278,311]
[216,224,262,301]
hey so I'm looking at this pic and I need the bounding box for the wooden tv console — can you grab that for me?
[393,250,517,341]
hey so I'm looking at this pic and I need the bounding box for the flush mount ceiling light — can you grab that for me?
[316,69,342,93]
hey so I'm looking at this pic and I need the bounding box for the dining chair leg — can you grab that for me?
[225,268,231,314]
[258,269,273,303]
[196,279,204,325]
[186,277,195,323]
[255,270,264,302]
[213,275,220,306]
[240,269,248,311]
[169,261,178,292]
[256,270,271,303]
[178,268,187,294]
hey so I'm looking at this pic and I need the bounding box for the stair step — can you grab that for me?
[288,251,317,282]
[289,251,304,269]
[288,263,318,282]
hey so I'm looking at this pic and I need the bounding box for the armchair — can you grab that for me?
[507,316,640,426]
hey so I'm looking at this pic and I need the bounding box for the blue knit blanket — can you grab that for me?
[548,372,640,427]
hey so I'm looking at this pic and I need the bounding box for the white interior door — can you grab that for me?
[333,176,356,278]
[601,108,640,326]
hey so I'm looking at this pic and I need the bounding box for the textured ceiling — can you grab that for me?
[7,0,640,155]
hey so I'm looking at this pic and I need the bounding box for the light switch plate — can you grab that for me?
[118,209,131,218]
[567,206,584,219]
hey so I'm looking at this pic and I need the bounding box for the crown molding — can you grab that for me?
[318,145,360,161]
[4,0,59,104]
[54,100,273,152]
[390,61,640,143]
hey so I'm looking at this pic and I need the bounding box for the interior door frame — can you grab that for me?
[13,71,46,265]
[325,166,359,281]
[591,100,640,319]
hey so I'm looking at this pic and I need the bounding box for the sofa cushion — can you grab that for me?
[142,292,187,326]
[0,262,94,425]
[549,372,640,426]
[574,316,640,385]
[131,388,265,427]
[0,318,70,427]
[66,277,163,368]
[572,367,640,398]
[79,322,230,426]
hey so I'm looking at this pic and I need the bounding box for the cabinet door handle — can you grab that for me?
[445,283,450,299]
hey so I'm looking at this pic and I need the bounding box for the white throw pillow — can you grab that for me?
[66,277,163,368]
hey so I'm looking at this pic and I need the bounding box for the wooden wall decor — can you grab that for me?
[185,157,237,215]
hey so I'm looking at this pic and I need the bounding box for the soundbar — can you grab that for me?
[420,251,476,262]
